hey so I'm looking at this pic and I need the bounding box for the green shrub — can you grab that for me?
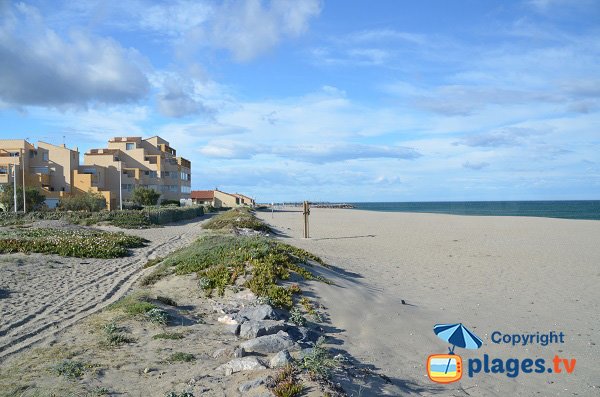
[300,337,340,380]
[153,332,184,340]
[0,185,46,212]
[289,307,306,326]
[145,308,169,325]
[0,228,147,258]
[131,186,161,206]
[58,191,106,212]
[160,200,181,206]
[51,360,86,379]
[159,234,327,308]
[103,322,135,346]
[167,352,195,363]
[271,365,304,397]
[202,207,271,231]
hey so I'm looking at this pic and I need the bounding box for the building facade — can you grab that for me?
[0,139,113,209]
[0,136,190,211]
[84,136,191,210]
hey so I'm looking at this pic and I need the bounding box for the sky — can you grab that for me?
[1,0,599,202]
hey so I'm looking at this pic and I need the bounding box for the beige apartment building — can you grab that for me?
[84,136,191,210]
[0,139,113,209]
[0,136,190,211]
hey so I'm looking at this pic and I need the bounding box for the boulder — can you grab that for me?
[238,376,269,393]
[235,304,278,322]
[286,326,320,345]
[240,331,295,354]
[216,357,267,376]
[270,349,292,368]
[239,320,287,339]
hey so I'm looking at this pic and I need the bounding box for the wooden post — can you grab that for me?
[303,200,310,238]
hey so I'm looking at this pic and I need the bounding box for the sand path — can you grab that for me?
[258,208,600,396]
[0,218,206,362]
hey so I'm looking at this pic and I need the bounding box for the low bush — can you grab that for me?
[271,365,304,397]
[300,337,340,380]
[167,352,195,363]
[153,332,184,340]
[0,206,204,229]
[103,322,135,346]
[202,207,271,232]
[159,234,327,308]
[51,360,86,379]
[58,191,106,212]
[0,228,147,258]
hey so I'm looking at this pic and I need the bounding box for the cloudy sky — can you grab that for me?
[1,0,599,202]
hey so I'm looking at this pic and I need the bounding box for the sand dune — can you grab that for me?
[257,208,600,396]
[0,219,206,361]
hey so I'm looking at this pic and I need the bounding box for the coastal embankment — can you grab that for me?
[257,208,600,396]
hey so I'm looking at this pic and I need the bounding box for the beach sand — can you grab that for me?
[0,218,207,361]
[257,208,600,396]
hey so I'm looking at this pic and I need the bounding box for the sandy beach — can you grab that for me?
[0,218,207,361]
[257,208,600,396]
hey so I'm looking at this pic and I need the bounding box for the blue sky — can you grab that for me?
[1,0,599,202]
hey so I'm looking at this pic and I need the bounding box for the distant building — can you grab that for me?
[84,136,192,209]
[190,189,254,208]
[234,193,256,207]
[0,136,191,211]
[0,139,113,209]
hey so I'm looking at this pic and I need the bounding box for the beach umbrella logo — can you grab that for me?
[427,323,482,383]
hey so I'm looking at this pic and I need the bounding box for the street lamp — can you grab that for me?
[117,157,123,211]
[12,159,17,213]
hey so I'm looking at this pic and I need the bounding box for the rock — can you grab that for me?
[238,376,269,393]
[217,357,267,376]
[233,290,257,301]
[234,348,245,358]
[235,304,278,322]
[225,323,240,336]
[270,349,292,368]
[240,331,295,354]
[218,314,238,325]
[143,367,151,373]
[286,326,320,345]
[212,348,231,359]
[239,320,287,339]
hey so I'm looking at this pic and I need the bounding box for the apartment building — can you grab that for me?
[0,139,113,209]
[84,136,191,210]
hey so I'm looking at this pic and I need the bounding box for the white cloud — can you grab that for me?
[0,3,149,109]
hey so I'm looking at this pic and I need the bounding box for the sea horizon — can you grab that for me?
[347,200,600,220]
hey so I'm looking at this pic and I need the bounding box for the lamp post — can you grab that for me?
[13,160,17,213]
[118,158,123,211]
[22,148,26,213]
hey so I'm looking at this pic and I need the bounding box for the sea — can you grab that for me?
[349,201,600,220]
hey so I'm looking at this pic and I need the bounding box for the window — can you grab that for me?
[29,150,36,158]
[121,184,133,191]
[81,167,96,174]
[31,166,49,174]
[42,152,49,161]
[8,151,20,157]
[169,185,178,192]
[0,167,7,174]
[126,143,135,150]
[181,186,191,193]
